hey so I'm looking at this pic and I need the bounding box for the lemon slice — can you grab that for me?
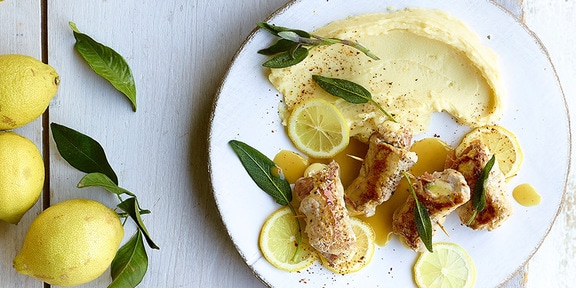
[455,125,523,178]
[259,206,317,272]
[287,98,350,158]
[320,217,376,274]
[413,242,476,288]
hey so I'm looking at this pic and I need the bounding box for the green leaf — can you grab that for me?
[404,172,433,252]
[69,21,137,112]
[78,172,135,197]
[312,75,397,122]
[257,22,310,38]
[258,39,299,55]
[51,122,118,185]
[229,140,292,206]
[468,154,496,224]
[117,197,159,250]
[109,231,148,288]
[262,47,308,68]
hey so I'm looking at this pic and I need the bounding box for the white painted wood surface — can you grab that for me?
[0,0,573,287]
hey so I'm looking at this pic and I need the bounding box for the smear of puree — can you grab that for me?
[269,8,504,141]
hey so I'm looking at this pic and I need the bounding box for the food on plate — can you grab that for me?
[269,8,504,140]
[446,140,513,230]
[392,170,470,252]
[293,161,357,268]
[345,122,417,216]
[413,242,476,288]
[0,54,59,130]
[13,199,124,286]
[0,132,44,224]
[259,206,317,272]
[287,98,350,158]
[320,217,376,274]
[456,125,523,179]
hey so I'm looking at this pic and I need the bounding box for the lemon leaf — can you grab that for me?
[78,172,135,197]
[69,21,137,112]
[109,231,148,288]
[117,197,159,250]
[50,123,118,185]
[229,140,292,206]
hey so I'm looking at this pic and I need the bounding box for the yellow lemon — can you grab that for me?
[320,217,376,274]
[287,98,350,158]
[0,131,44,224]
[413,242,476,288]
[259,206,317,272]
[455,125,523,178]
[0,54,59,130]
[13,199,124,286]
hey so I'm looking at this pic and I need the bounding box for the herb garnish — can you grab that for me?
[257,22,379,68]
[467,154,496,225]
[403,172,433,252]
[229,140,303,259]
[51,123,157,288]
[312,75,397,122]
[69,22,137,112]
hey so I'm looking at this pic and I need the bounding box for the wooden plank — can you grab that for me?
[0,1,45,287]
[45,0,286,286]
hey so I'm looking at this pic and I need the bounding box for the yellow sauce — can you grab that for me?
[360,138,451,246]
[273,150,309,184]
[513,183,541,207]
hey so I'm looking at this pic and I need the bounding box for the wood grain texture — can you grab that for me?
[1,0,573,287]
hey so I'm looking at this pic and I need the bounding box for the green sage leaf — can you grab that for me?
[69,21,137,112]
[51,122,118,185]
[468,154,496,224]
[257,22,310,38]
[117,197,159,250]
[258,39,299,55]
[312,75,397,122]
[229,140,292,206]
[109,231,148,288]
[78,172,135,197]
[262,47,308,68]
[404,172,433,252]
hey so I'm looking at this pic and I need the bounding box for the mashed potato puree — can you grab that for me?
[269,8,504,141]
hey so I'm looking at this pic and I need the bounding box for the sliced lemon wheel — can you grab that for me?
[287,98,350,158]
[259,206,317,272]
[455,125,523,178]
[413,242,476,288]
[320,217,376,274]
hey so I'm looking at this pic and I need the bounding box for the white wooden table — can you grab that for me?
[1,1,574,287]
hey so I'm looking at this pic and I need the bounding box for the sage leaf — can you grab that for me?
[229,140,292,206]
[117,197,159,250]
[468,154,496,224]
[312,75,397,122]
[109,231,148,288]
[404,172,433,252]
[69,21,137,112]
[257,39,298,55]
[257,22,310,38]
[78,172,135,197]
[51,123,118,185]
[262,47,308,68]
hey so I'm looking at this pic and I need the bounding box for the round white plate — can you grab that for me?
[208,0,570,287]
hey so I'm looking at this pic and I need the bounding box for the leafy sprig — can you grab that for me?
[229,140,303,259]
[50,123,157,288]
[257,22,379,68]
[467,155,496,225]
[312,75,397,122]
[403,172,433,252]
[69,22,137,111]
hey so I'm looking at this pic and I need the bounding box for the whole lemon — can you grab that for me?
[0,131,44,224]
[0,54,59,130]
[13,199,124,286]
